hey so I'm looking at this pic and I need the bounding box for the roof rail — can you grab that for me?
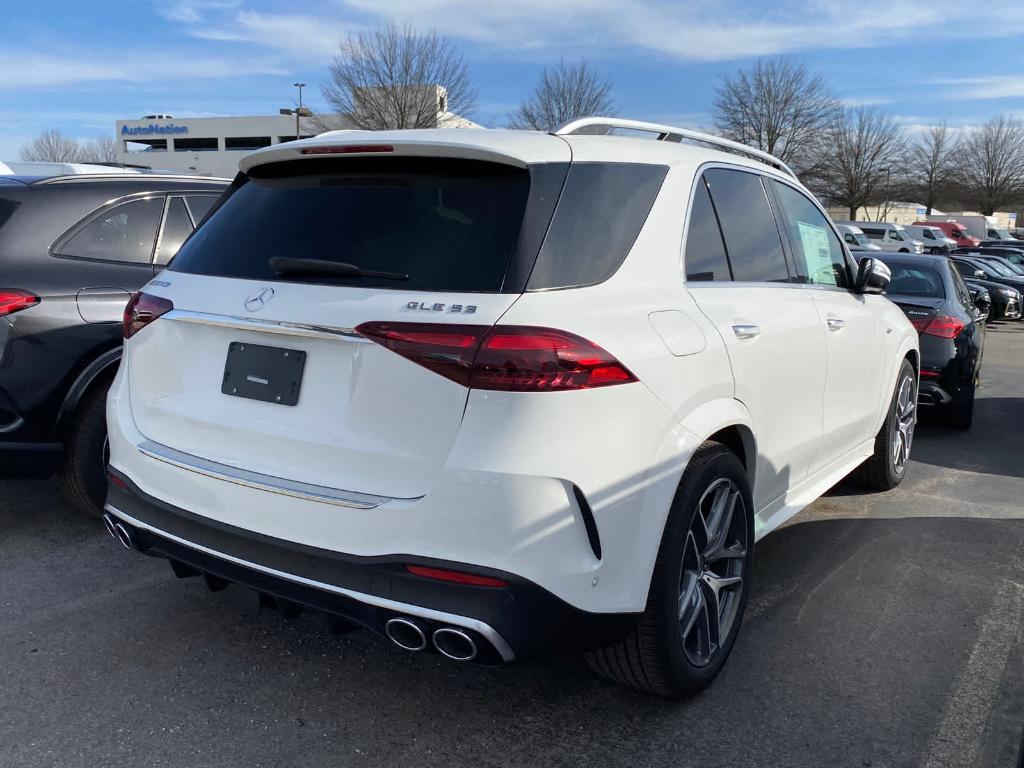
[553,117,796,178]
[32,173,230,185]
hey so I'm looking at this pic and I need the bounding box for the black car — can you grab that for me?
[950,254,1024,295]
[955,246,1024,272]
[876,253,985,429]
[0,172,227,513]
[962,276,1021,320]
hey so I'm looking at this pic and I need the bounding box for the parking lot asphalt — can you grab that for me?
[2,326,1023,768]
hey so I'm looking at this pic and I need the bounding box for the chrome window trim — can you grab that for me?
[137,439,401,509]
[105,504,516,662]
[163,308,369,342]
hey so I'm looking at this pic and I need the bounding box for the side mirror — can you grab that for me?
[975,270,986,278]
[974,293,992,313]
[855,257,891,294]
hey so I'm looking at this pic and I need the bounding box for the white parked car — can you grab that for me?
[836,220,924,254]
[104,118,919,697]
[835,223,882,251]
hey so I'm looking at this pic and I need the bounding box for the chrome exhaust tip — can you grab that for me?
[102,513,118,541]
[112,521,134,550]
[384,617,427,652]
[432,627,478,662]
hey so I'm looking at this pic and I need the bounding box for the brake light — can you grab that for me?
[300,144,394,155]
[123,292,174,339]
[0,289,39,317]
[910,315,964,339]
[404,565,508,588]
[355,322,637,392]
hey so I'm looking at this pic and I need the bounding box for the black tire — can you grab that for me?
[55,384,110,516]
[853,359,916,491]
[585,442,754,697]
[944,378,976,431]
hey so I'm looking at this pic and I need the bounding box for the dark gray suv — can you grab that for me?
[0,172,227,513]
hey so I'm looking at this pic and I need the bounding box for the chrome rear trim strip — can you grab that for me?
[105,504,516,662]
[137,439,397,509]
[164,309,368,342]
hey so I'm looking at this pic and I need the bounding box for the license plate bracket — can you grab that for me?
[222,342,306,406]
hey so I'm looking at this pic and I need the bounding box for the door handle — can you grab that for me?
[826,317,846,331]
[732,324,761,340]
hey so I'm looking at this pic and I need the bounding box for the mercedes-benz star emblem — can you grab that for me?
[244,287,275,312]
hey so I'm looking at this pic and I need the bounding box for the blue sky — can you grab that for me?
[4,0,1024,158]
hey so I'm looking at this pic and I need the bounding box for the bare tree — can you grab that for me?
[508,61,614,131]
[819,107,907,220]
[712,59,837,174]
[956,115,1024,216]
[908,123,959,215]
[320,24,476,130]
[19,129,84,162]
[79,134,120,163]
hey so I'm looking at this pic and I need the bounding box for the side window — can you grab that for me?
[155,197,195,265]
[769,180,850,288]
[862,228,883,239]
[55,197,164,264]
[950,268,974,311]
[844,233,856,245]
[703,168,789,283]
[185,194,218,224]
[684,177,732,282]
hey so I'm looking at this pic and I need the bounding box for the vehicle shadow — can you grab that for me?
[3,491,1023,768]
[909,396,1024,480]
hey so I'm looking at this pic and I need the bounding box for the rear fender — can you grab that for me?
[56,347,121,434]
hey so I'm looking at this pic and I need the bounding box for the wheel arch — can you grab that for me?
[56,347,121,437]
[678,397,757,490]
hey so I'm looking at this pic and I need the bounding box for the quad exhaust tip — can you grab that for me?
[432,627,478,662]
[103,513,135,550]
[384,617,427,652]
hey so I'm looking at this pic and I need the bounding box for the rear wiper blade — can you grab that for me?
[268,257,409,281]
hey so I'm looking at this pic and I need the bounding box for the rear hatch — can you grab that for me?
[125,149,568,500]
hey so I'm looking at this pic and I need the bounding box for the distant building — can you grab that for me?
[114,85,480,178]
[826,201,931,225]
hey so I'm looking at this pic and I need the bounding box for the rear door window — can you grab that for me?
[768,180,851,288]
[55,196,164,264]
[684,177,731,281]
[155,196,194,265]
[703,168,790,283]
[171,158,533,292]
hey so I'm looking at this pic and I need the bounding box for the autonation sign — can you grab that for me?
[121,124,189,136]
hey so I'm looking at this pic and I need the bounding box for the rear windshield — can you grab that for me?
[886,265,946,297]
[170,158,533,292]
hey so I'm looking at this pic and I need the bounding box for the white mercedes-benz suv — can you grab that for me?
[104,118,919,696]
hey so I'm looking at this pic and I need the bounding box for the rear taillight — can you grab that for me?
[0,289,39,317]
[910,315,964,339]
[123,292,174,339]
[356,322,637,392]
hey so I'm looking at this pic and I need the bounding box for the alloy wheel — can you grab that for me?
[677,478,748,667]
[892,374,916,475]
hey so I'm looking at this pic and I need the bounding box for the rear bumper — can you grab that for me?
[917,381,952,407]
[105,471,638,663]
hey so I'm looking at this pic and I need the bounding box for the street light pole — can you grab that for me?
[293,82,306,140]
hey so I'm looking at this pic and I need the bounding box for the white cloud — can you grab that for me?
[190,11,356,59]
[934,76,1024,100]
[0,48,288,89]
